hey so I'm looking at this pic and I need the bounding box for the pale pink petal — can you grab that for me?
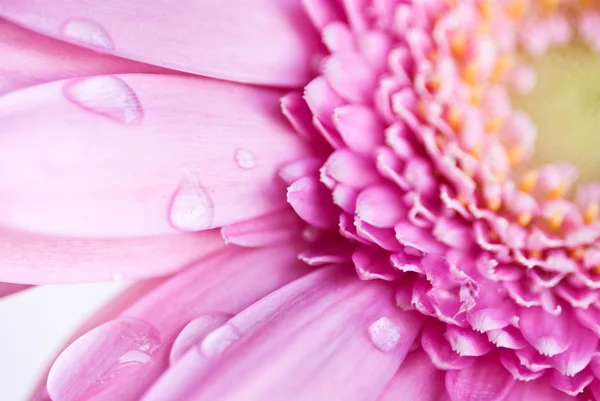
[150,267,424,401]
[0,227,225,283]
[548,368,593,396]
[0,74,309,237]
[445,353,515,401]
[505,379,573,401]
[445,325,494,357]
[421,321,475,370]
[356,185,406,227]
[0,282,31,297]
[220,209,304,247]
[45,244,310,401]
[552,327,598,377]
[0,19,163,95]
[377,349,448,401]
[169,314,233,365]
[0,0,320,87]
[287,176,339,229]
[519,307,573,357]
[499,350,545,381]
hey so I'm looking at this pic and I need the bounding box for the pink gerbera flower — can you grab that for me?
[3,0,600,400]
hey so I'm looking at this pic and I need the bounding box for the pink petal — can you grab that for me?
[548,368,593,396]
[356,184,406,228]
[301,0,344,29]
[220,209,304,247]
[169,314,232,365]
[421,321,475,370]
[505,379,574,401]
[45,244,310,401]
[499,350,545,381]
[352,247,398,281]
[445,325,494,357]
[0,19,163,95]
[287,176,339,229]
[519,307,573,357]
[321,149,380,188]
[0,282,31,297]
[0,0,320,87]
[148,267,424,401]
[0,227,225,283]
[486,326,528,350]
[445,353,515,401]
[333,105,383,154]
[378,349,448,401]
[551,327,598,377]
[0,74,309,237]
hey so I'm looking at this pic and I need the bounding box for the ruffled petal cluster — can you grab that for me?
[283,0,600,398]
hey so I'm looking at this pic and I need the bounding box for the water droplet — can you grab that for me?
[61,19,115,50]
[63,76,144,124]
[169,167,215,231]
[200,322,241,357]
[47,318,161,401]
[234,149,256,170]
[169,313,232,364]
[368,317,402,352]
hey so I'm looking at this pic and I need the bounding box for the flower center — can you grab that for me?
[513,42,600,182]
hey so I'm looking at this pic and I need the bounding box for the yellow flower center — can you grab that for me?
[512,42,600,182]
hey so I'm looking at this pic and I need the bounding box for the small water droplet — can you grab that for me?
[234,149,256,170]
[169,167,215,231]
[368,317,402,352]
[61,19,115,50]
[200,322,241,357]
[169,313,232,364]
[63,76,144,124]
[47,318,161,401]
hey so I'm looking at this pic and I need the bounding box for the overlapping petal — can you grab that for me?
[0,0,320,87]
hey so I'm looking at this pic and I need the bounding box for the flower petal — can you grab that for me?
[0,74,309,237]
[445,353,515,401]
[505,379,573,401]
[0,0,320,87]
[519,307,573,357]
[377,349,448,401]
[0,19,162,95]
[0,282,31,297]
[0,227,224,283]
[45,244,309,401]
[151,267,424,401]
[220,209,304,248]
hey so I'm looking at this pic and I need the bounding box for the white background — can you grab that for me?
[0,283,125,400]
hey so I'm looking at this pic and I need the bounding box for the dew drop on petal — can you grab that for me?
[169,313,233,364]
[47,318,161,401]
[234,148,256,170]
[200,322,241,358]
[63,76,144,124]
[61,19,115,50]
[169,167,215,231]
[368,317,402,352]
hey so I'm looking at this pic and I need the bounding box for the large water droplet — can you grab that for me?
[200,322,241,357]
[63,76,144,124]
[169,313,232,364]
[47,318,161,401]
[234,148,256,170]
[61,19,115,50]
[368,317,402,352]
[169,167,215,231]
